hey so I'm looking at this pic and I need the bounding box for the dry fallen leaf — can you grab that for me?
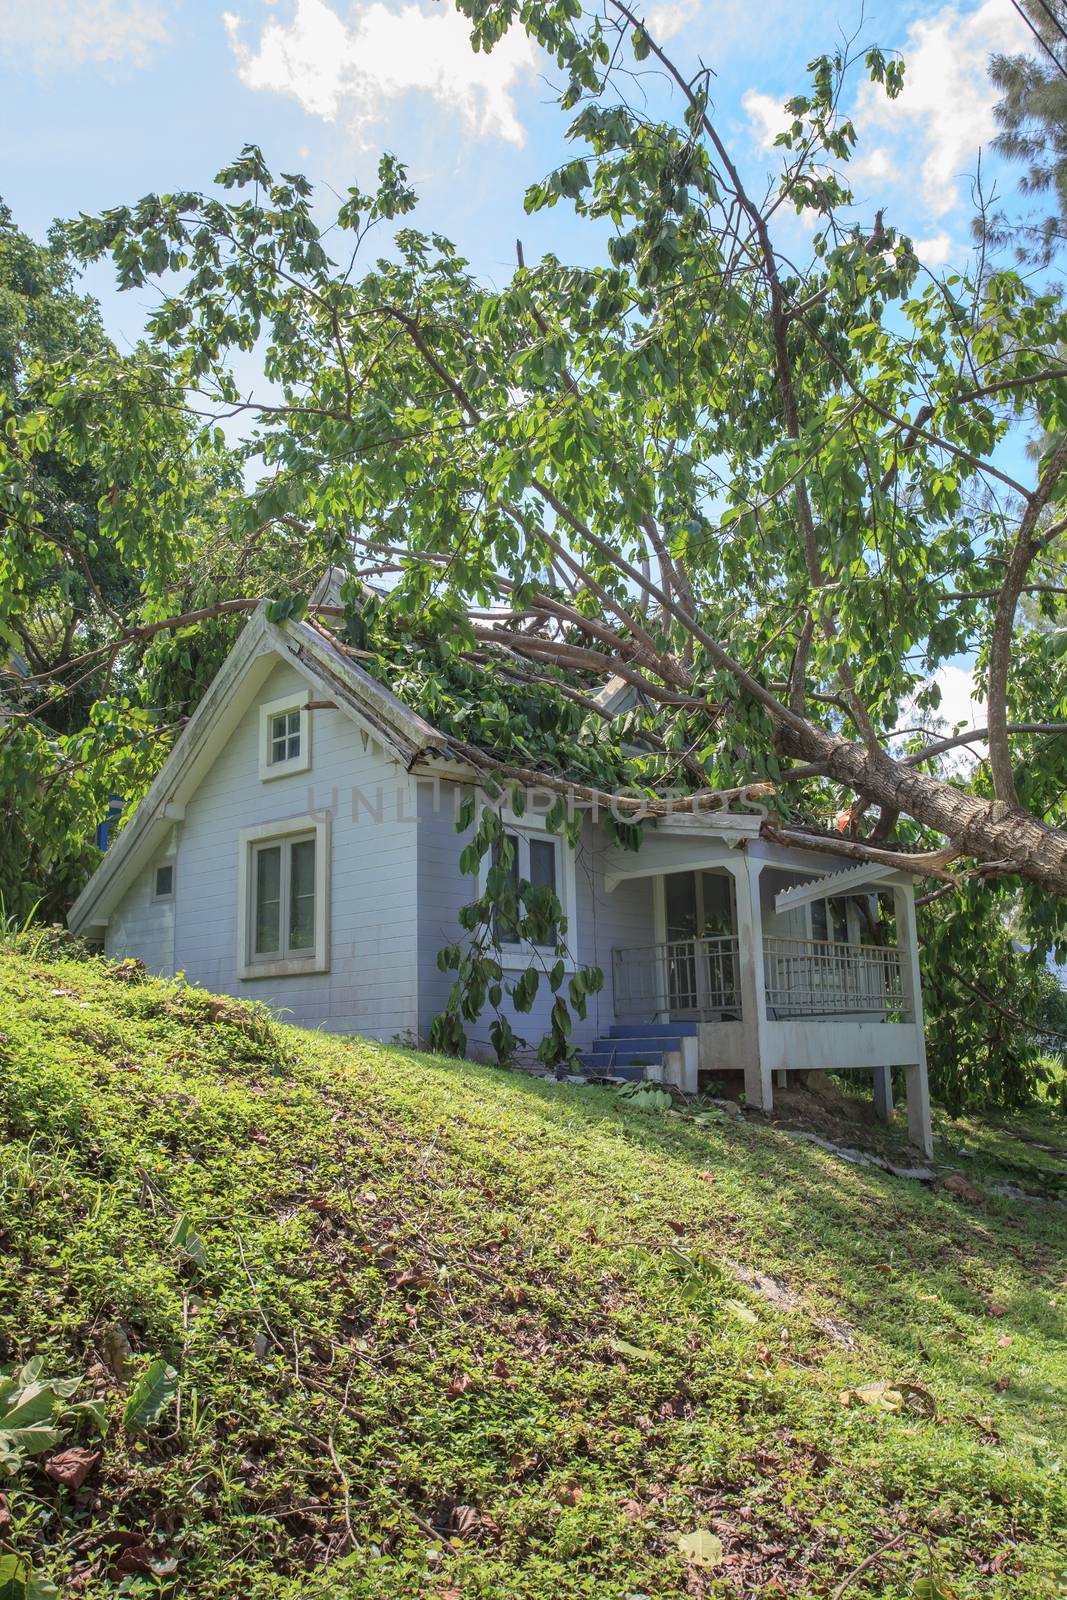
[44,1448,101,1490]
[677,1529,724,1568]
[446,1372,474,1399]
[556,1484,583,1505]
[391,1270,435,1291]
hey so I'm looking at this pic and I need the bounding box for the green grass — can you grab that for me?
[0,945,1064,1600]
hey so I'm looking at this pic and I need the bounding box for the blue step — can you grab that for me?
[608,1021,698,1038]
[575,1056,649,1080]
[602,1034,686,1056]
[590,1050,666,1067]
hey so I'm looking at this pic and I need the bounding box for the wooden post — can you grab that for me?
[727,851,772,1113]
[894,885,932,1157]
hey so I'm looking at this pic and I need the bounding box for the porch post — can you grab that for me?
[728,850,773,1114]
[872,1065,894,1123]
[894,884,933,1158]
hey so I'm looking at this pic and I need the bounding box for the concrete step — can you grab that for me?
[608,1021,698,1038]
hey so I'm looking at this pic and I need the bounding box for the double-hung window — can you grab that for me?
[258,691,311,780]
[483,813,574,967]
[238,814,329,977]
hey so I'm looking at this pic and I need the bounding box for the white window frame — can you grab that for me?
[237,813,330,979]
[152,861,175,903]
[258,690,311,781]
[476,806,577,972]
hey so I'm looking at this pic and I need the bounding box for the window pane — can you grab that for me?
[492,832,521,944]
[154,864,174,898]
[254,846,282,953]
[529,837,557,893]
[288,838,316,950]
[811,900,828,942]
[830,897,849,944]
[269,709,301,764]
[665,872,698,941]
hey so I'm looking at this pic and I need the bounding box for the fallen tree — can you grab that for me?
[5,4,1067,945]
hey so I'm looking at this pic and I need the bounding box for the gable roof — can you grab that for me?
[67,603,445,935]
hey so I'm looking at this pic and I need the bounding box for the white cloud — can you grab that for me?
[850,144,897,182]
[742,87,789,152]
[913,230,955,264]
[854,0,1029,218]
[928,662,985,730]
[0,0,168,67]
[223,0,539,145]
[644,0,701,42]
[899,662,986,769]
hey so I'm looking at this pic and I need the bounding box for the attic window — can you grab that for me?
[258,691,311,780]
[270,709,301,765]
[153,863,174,901]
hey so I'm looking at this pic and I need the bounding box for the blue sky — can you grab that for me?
[0,0,1033,356]
[0,0,1038,729]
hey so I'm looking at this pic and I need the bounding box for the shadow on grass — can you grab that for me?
[378,1042,1066,1410]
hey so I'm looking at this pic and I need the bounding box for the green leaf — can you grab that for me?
[0,1556,30,1600]
[912,1579,958,1600]
[168,1213,209,1269]
[123,1358,178,1433]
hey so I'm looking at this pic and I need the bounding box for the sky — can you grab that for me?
[0,0,1033,342]
[0,0,1039,729]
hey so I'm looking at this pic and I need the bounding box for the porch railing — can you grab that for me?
[612,935,910,1023]
[763,937,909,1021]
[613,935,741,1020]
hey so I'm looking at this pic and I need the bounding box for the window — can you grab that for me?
[812,895,850,945]
[153,862,175,901]
[258,691,311,780]
[479,810,574,967]
[237,814,330,977]
[270,709,301,766]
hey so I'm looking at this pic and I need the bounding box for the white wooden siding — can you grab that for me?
[106,659,420,1040]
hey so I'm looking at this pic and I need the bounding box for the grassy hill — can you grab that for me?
[0,941,1064,1600]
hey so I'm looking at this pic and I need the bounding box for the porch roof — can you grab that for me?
[772,860,902,915]
[603,814,758,892]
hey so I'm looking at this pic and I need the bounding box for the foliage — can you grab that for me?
[39,11,1067,921]
[0,947,1064,1595]
[7,12,1067,1081]
[0,1358,78,1478]
[920,886,1067,1113]
[984,1,1067,265]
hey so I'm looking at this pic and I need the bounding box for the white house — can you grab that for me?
[67,601,933,1155]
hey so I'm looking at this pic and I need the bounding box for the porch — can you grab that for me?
[597,829,933,1156]
[611,931,910,1024]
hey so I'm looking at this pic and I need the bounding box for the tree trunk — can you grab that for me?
[786,725,1067,894]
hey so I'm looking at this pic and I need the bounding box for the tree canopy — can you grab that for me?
[4,1,1067,1091]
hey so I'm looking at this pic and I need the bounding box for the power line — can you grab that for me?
[1010,0,1067,85]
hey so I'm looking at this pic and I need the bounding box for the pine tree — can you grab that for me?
[985,1,1067,264]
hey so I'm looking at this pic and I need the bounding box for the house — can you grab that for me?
[67,600,934,1156]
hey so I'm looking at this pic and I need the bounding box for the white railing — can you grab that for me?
[763,937,909,1021]
[612,935,741,1020]
[612,935,910,1023]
